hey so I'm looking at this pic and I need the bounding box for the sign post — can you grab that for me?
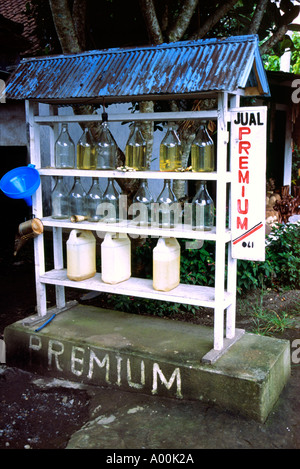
[230,107,267,261]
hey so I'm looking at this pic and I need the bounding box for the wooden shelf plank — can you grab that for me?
[41,216,231,242]
[38,168,232,182]
[34,110,219,124]
[40,269,234,309]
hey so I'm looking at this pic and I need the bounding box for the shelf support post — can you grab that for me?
[26,100,47,316]
[214,92,229,350]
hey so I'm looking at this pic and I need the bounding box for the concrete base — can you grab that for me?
[4,304,291,423]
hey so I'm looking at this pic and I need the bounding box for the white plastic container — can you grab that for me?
[67,230,96,281]
[153,237,180,292]
[101,233,131,284]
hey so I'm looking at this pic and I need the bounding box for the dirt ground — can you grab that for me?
[0,241,299,450]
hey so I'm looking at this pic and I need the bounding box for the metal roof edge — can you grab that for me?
[5,34,269,102]
[19,34,260,63]
[237,38,270,96]
[253,47,271,96]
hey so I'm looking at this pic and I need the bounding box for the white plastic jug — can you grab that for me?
[101,233,131,284]
[67,230,96,281]
[153,237,180,292]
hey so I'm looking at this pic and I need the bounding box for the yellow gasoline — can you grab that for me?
[125,145,147,170]
[77,145,96,170]
[191,144,214,172]
[159,145,182,171]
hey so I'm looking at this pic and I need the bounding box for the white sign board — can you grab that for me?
[230,107,267,261]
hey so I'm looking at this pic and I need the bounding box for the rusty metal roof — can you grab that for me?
[5,35,270,103]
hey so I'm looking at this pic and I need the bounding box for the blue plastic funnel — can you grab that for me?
[0,164,40,206]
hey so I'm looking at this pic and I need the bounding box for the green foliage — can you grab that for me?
[263,32,300,72]
[237,222,300,293]
[180,223,300,294]
[179,239,215,287]
[292,32,300,74]
[249,290,296,336]
[107,294,183,318]
[263,54,281,71]
[251,309,295,336]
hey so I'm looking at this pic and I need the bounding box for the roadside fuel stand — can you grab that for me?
[3,35,291,421]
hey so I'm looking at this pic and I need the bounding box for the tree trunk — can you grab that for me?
[140,101,154,169]
[260,5,300,55]
[49,0,81,54]
[248,0,269,35]
[190,0,239,40]
[72,0,87,50]
[139,0,163,44]
[166,0,199,43]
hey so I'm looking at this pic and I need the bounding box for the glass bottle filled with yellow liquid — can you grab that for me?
[159,125,182,171]
[77,126,96,169]
[191,123,215,172]
[125,122,147,170]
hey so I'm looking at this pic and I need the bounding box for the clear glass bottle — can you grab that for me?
[132,179,154,226]
[55,123,75,168]
[192,181,214,231]
[51,176,69,219]
[77,126,96,169]
[101,178,119,223]
[125,122,147,170]
[191,123,215,172]
[95,113,117,169]
[86,177,103,222]
[69,176,86,216]
[156,179,178,228]
[159,124,182,171]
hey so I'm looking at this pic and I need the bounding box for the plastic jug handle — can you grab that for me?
[157,237,166,248]
[69,229,81,241]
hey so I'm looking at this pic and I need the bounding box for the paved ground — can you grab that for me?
[0,357,299,451]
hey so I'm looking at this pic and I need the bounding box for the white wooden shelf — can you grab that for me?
[40,269,234,309]
[39,168,232,182]
[34,110,219,124]
[41,216,231,242]
[27,93,239,356]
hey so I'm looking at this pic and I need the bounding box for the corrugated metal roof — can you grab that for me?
[5,35,270,103]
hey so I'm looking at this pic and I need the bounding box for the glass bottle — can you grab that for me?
[77,126,96,169]
[69,176,86,216]
[95,113,117,169]
[192,181,214,231]
[125,122,147,170]
[86,177,103,222]
[159,124,182,171]
[51,176,69,219]
[55,123,75,168]
[191,123,215,172]
[101,178,119,223]
[132,179,154,226]
[155,179,178,228]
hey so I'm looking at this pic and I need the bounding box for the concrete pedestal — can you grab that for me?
[4,304,291,422]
